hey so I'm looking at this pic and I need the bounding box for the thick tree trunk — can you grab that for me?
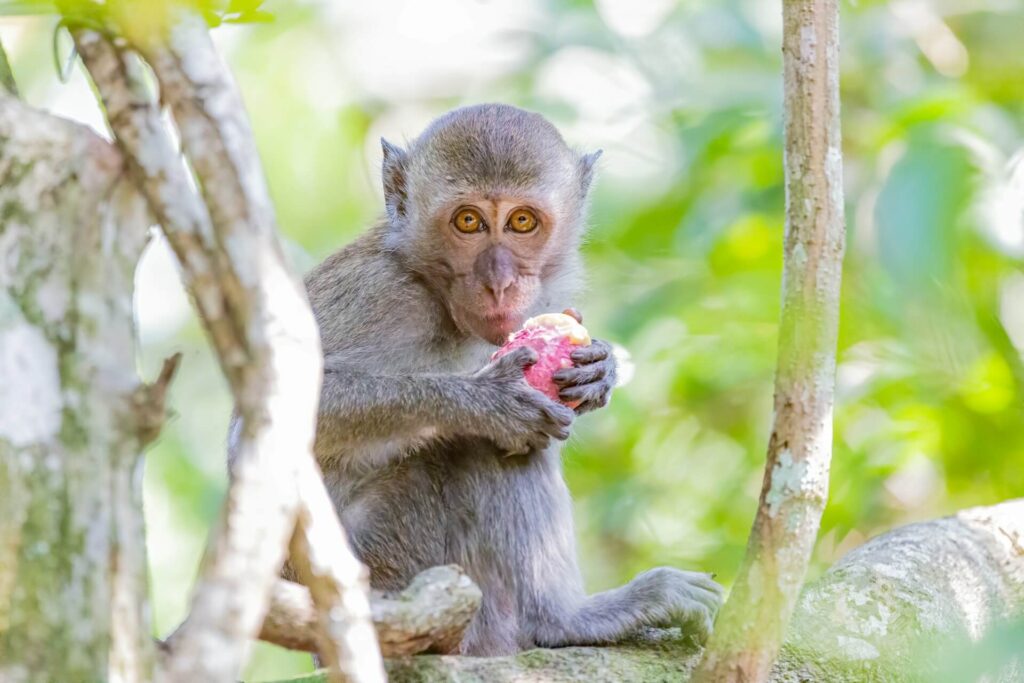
[0,94,154,682]
[282,501,1023,683]
[692,0,845,680]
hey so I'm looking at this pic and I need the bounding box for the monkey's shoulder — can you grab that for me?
[305,228,401,302]
[305,228,464,364]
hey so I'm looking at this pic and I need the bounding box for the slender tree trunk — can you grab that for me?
[0,93,155,683]
[692,0,845,680]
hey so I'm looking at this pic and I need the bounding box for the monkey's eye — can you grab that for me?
[453,208,486,233]
[507,208,538,233]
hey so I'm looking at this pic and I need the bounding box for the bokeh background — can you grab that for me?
[2,0,1023,679]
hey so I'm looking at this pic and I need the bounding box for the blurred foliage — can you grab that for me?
[2,0,1023,679]
[0,0,272,27]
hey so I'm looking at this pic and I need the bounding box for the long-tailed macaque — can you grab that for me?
[235,104,722,655]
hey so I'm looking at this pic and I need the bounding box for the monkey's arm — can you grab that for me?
[553,339,617,414]
[317,347,575,460]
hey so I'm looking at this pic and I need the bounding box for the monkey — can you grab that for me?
[232,104,723,656]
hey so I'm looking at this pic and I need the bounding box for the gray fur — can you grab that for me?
[230,104,722,655]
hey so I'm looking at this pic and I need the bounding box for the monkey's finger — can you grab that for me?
[693,613,715,644]
[499,346,539,369]
[569,398,608,416]
[684,581,724,602]
[687,589,724,616]
[685,572,725,596]
[546,424,572,441]
[557,386,590,405]
[562,307,583,324]
[674,608,712,644]
[605,361,618,386]
[542,401,576,428]
[552,363,607,387]
[570,340,611,364]
[687,584,724,612]
[559,383,610,407]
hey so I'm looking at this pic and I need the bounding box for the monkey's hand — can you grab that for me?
[471,347,576,455]
[552,338,617,414]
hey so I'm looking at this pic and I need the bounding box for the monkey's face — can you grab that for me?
[435,195,564,345]
[381,105,599,344]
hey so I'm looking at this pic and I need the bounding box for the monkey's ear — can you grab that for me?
[578,149,603,196]
[381,138,409,223]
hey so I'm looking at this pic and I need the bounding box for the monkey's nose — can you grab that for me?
[485,281,513,306]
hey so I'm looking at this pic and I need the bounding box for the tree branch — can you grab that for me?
[135,352,182,447]
[279,501,1024,683]
[260,566,482,656]
[287,462,383,680]
[73,22,384,683]
[692,0,845,680]
[775,499,1024,682]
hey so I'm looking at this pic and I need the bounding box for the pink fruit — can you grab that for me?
[492,313,591,405]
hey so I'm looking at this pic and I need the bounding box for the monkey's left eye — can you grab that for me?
[507,208,538,233]
[453,208,486,233]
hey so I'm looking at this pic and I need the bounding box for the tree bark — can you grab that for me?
[72,20,386,683]
[277,501,1024,683]
[0,93,154,683]
[691,0,845,680]
[774,499,1024,683]
[260,566,482,656]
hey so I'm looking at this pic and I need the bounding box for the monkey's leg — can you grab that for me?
[533,567,723,647]
[458,581,522,656]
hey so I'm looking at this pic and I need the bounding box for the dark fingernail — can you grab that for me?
[562,307,583,323]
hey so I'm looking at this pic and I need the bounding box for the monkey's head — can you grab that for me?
[381,104,600,346]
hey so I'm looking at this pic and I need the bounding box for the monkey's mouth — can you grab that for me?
[476,311,524,345]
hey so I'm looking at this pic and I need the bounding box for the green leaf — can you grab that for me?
[0,0,58,17]
[227,0,264,12]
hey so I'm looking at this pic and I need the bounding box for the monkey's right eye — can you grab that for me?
[453,208,486,233]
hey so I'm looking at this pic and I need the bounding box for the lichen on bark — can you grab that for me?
[0,94,153,683]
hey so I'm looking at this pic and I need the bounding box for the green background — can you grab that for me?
[2,0,1022,678]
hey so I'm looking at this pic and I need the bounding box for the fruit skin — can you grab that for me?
[492,313,591,405]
